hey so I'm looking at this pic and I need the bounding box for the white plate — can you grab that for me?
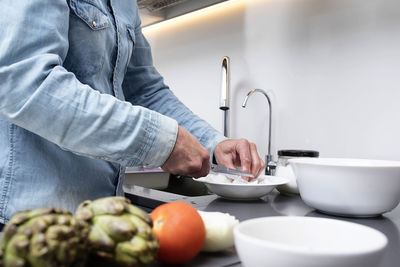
[193,175,288,200]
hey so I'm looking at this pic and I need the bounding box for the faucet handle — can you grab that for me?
[265,154,276,175]
[267,160,277,175]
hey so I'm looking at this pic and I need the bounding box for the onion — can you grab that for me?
[198,211,239,252]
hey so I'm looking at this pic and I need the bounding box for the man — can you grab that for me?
[0,0,265,225]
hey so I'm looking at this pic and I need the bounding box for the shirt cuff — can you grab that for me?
[141,112,178,168]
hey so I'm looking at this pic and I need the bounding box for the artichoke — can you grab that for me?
[75,197,159,267]
[0,207,89,267]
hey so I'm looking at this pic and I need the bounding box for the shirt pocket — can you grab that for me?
[65,0,111,79]
[69,0,110,30]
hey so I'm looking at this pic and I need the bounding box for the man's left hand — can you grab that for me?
[213,139,265,180]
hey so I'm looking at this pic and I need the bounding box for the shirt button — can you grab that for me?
[92,20,97,27]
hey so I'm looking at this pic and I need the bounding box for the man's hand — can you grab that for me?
[162,126,210,178]
[213,139,265,180]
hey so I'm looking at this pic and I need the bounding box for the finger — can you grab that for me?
[189,151,210,178]
[199,157,210,177]
[249,142,264,177]
[241,175,252,182]
[236,139,252,174]
[215,152,236,170]
[257,159,266,177]
[188,163,209,178]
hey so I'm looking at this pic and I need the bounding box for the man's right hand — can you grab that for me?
[162,126,210,178]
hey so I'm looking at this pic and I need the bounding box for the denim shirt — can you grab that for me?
[0,0,226,223]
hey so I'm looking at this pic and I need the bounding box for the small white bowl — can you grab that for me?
[194,175,288,200]
[234,216,388,267]
[289,158,400,217]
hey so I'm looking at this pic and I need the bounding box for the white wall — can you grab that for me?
[143,0,400,161]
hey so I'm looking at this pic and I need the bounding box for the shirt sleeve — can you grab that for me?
[0,0,178,168]
[122,7,227,158]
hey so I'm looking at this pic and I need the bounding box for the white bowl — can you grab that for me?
[289,158,400,217]
[193,175,288,200]
[234,216,388,267]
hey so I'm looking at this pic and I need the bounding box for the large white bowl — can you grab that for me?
[194,175,288,200]
[289,158,400,217]
[234,216,388,267]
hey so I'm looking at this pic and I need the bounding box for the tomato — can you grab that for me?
[150,201,206,264]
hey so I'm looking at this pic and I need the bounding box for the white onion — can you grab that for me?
[199,211,239,252]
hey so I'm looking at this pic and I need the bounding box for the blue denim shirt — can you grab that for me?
[0,0,225,223]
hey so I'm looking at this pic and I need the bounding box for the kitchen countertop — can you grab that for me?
[124,184,400,267]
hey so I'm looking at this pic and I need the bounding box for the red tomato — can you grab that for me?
[150,201,206,264]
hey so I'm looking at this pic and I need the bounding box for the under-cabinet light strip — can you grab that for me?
[142,0,244,32]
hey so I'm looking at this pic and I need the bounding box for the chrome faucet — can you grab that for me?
[242,89,276,175]
[220,56,230,137]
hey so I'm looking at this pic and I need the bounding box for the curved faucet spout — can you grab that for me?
[242,89,274,175]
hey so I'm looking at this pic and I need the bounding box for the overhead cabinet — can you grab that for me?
[138,0,230,26]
